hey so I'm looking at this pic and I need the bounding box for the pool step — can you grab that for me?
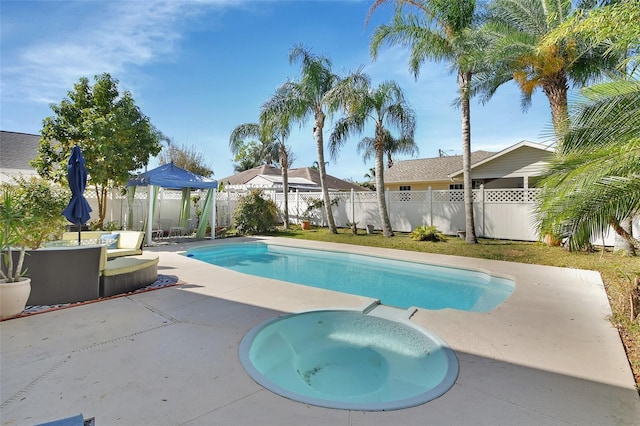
[365,304,416,322]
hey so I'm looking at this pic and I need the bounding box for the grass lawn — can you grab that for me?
[269,226,640,390]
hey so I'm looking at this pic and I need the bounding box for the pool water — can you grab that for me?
[186,242,514,312]
[239,309,459,411]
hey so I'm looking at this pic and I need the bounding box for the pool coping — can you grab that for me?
[1,236,638,425]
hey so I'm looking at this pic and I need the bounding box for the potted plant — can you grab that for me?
[0,178,68,318]
[539,218,563,247]
[300,199,323,231]
[300,214,312,231]
[0,185,32,319]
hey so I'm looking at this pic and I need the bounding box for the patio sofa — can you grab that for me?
[61,230,144,258]
[100,252,159,298]
[2,244,159,306]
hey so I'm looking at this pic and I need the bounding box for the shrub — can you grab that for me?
[233,190,279,235]
[8,177,69,248]
[410,225,447,242]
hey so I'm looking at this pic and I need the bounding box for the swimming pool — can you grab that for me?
[186,242,514,312]
[239,309,459,410]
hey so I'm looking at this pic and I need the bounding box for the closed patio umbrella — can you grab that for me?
[62,145,92,244]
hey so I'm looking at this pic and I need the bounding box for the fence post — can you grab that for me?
[480,184,485,237]
[227,190,231,227]
[386,188,390,221]
[350,188,355,226]
[295,189,299,224]
[428,186,432,226]
[212,189,217,240]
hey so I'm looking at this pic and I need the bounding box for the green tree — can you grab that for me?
[329,75,416,237]
[233,189,279,235]
[537,78,640,254]
[261,45,343,234]
[358,128,419,169]
[230,120,293,229]
[33,73,162,228]
[369,0,484,243]
[158,140,214,177]
[535,3,640,255]
[477,0,622,136]
[231,141,264,172]
[539,0,639,73]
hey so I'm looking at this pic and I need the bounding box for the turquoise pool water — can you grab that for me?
[186,242,514,312]
[239,310,459,410]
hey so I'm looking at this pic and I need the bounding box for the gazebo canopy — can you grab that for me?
[126,163,217,245]
[127,162,217,189]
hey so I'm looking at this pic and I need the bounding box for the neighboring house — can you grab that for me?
[384,141,555,191]
[220,164,370,192]
[0,131,40,183]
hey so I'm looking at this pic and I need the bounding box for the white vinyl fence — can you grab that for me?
[85,187,638,245]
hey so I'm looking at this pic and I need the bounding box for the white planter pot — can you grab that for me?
[0,278,31,319]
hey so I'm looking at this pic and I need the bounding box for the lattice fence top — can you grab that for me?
[355,192,377,202]
[432,190,464,202]
[388,191,427,202]
[484,188,540,203]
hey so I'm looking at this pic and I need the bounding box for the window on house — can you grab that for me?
[449,184,463,190]
[398,185,411,201]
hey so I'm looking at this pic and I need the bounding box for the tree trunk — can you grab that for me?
[95,185,107,229]
[280,145,289,230]
[542,73,569,142]
[459,70,477,244]
[375,129,393,237]
[612,217,638,256]
[314,113,337,233]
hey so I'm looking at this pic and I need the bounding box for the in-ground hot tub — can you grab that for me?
[239,309,458,411]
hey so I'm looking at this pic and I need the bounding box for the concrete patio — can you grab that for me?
[1,237,639,425]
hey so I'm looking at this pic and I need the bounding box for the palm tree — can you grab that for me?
[229,122,293,229]
[259,110,293,230]
[328,75,416,237]
[358,128,419,169]
[477,0,622,137]
[261,45,343,234]
[537,77,640,254]
[368,0,483,243]
[364,167,376,181]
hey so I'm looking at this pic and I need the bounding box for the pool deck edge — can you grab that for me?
[1,236,638,425]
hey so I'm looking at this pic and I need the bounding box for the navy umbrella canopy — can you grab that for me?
[62,145,92,244]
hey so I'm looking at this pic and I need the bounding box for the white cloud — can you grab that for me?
[1,0,246,105]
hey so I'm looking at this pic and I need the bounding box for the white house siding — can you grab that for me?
[470,146,553,181]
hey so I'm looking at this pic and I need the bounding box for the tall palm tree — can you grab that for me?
[477,0,621,137]
[357,128,419,169]
[261,45,343,234]
[229,121,292,229]
[368,0,483,243]
[328,75,416,237]
[259,110,293,230]
[536,2,640,255]
[537,77,640,254]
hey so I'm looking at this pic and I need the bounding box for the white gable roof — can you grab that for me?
[448,141,555,179]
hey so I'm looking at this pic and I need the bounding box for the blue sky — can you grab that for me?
[1,0,553,182]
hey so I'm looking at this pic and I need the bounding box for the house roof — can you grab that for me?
[220,165,369,191]
[448,140,555,178]
[384,150,496,184]
[0,130,40,171]
[246,174,321,191]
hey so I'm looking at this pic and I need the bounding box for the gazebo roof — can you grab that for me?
[127,163,217,190]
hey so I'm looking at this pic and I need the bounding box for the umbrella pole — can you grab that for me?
[78,224,81,245]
